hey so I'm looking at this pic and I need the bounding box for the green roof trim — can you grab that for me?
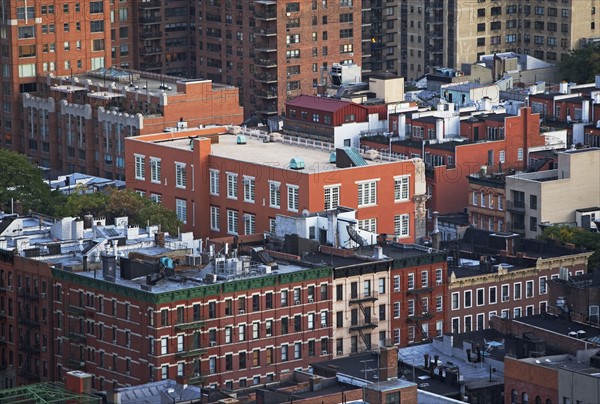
[52,266,332,304]
[0,382,101,404]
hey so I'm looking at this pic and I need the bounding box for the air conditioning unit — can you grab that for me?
[337,350,343,355]
[210,341,217,347]
[126,371,131,376]
[308,298,314,303]
[194,372,200,377]
[322,350,328,355]
[113,339,117,344]
[294,300,301,305]
[239,309,245,314]
[41,347,47,352]
[41,293,47,298]
[321,323,327,328]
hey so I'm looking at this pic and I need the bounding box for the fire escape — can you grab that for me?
[348,290,378,351]
[17,286,41,381]
[253,1,279,120]
[407,284,433,342]
[174,318,206,385]
[66,301,87,372]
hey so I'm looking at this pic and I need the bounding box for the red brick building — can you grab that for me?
[363,107,545,221]
[20,71,243,179]
[125,129,427,241]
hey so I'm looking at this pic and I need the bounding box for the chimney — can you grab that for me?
[379,345,399,381]
[65,371,92,395]
[476,345,482,363]
[424,353,430,369]
[155,232,165,247]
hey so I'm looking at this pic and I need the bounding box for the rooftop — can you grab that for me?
[516,314,600,343]
[111,380,205,404]
[0,382,100,404]
[518,354,600,375]
[164,133,402,172]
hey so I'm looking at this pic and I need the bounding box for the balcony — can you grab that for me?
[188,373,207,385]
[255,73,277,83]
[18,288,39,300]
[140,47,163,56]
[138,0,161,9]
[140,30,162,39]
[254,57,277,68]
[507,200,526,213]
[407,312,433,322]
[68,332,86,343]
[349,317,378,332]
[19,315,40,328]
[255,89,278,99]
[139,15,161,24]
[349,291,378,304]
[254,10,277,20]
[176,347,207,358]
[67,359,86,370]
[68,305,85,316]
[140,62,163,70]
[406,286,434,295]
[175,320,205,331]
[256,28,277,36]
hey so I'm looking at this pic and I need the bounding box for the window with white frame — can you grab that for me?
[281,345,288,361]
[177,335,184,352]
[393,275,400,292]
[393,328,400,344]
[477,288,485,306]
[150,193,161,204]
[499,150,505,163]
[421,271,428,288]
[287,185,299,211]
[227,173,238,199]
[451,292,459,309]
[161,337,168,354]
[357,180,377,206]
[393,302,400,318]
[175,199,187,224]
[408,299,415,316]
[269,181,281,208]
[464,290,472,308]
[501,284,509,302]
[358,218,376,233]
[243,176,255,203]
[408,326,415,343]
[407,273,414,290]
[514,282,522,300]
[526,280,534,298]
[436,268,443,285]
[489,194,494,209]
[209,169,219,195]
[517,148,524,161]
[324,185,340,210]
[472,191,478,206]
[243,213,255,235]
[498,195,504,211]
[269,218,276,233]
[480,193,486,207]
[210,206,220,231]
[514,307,522,318]
[227,210,238,234]
[539,276,547,294]
[394,175,410,201]
[150,158,161,183]
[394,214,410,238]
[436,296,443,312]
[135,155,145,180]
[175,162,186,188]
[489,286,497,304]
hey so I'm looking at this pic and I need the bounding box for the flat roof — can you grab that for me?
[286,95,353,112]
[519,354,600,375]
[165,134,402,172]
[516,314,600,341]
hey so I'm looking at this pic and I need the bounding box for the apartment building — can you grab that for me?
[446,232,592,334]
[400,0,600,80]
[363,106,544,222]
[19,70,242,179]
[467,172,507,233]
[505,148,600,238]
[125,127,427,241]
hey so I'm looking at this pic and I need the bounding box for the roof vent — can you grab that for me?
[329,152,336,163]
[236,135,247,145]
[289,157,305,170]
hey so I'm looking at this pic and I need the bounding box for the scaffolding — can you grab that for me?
[0,382,100,404]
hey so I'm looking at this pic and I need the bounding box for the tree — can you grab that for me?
[0,149,60,215]
[57,189,183,234]
[559,42,600,84]
[539,225,600,270]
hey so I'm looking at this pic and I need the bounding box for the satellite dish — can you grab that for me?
[347,225,366,247]
[302,209,310,217]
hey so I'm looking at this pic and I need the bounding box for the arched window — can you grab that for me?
[535,396,542,404]
[546,400,552,404]
[511,389,519,404]
[522,392,529,404]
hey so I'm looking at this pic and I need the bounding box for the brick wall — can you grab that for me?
[504,356,558,404]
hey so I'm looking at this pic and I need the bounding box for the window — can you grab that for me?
[357,181,377,206]
[378,278,386,294]
[324,186,340,210]
[408,300,415,316]
[238,324,246,341]
[210,206,220,231]
[227,173,238,199]
[421,271,428,288]
[394,214,410,238]
[477,288,485,306]
[393,302,400,318]
[281,290,288,307]
[227,210,238,234]
[393,276,400,292]
[209,169,219,195]
[243,213,255,235]
[175,163,186,188]
[287,185,299,211]
[407,273,414,290]
[134,155,145,179]
[358,218,376,233]
[501,284,510,302]
[161,337,168,355]
[452,292,460,309]
[436,296,443,312]
[150,158,161,183]
[526,280,534,298]
[243,177,255,203]
[175,199,187,224]
[269,182,281,208]
[294,342,302,359]
[436,268,443,285]
[514,282,522,300]
[530,216,538,232]
[539,277,547,294]
[394,176,410,201]
[464,291,472,308]
[281,345,288,361]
